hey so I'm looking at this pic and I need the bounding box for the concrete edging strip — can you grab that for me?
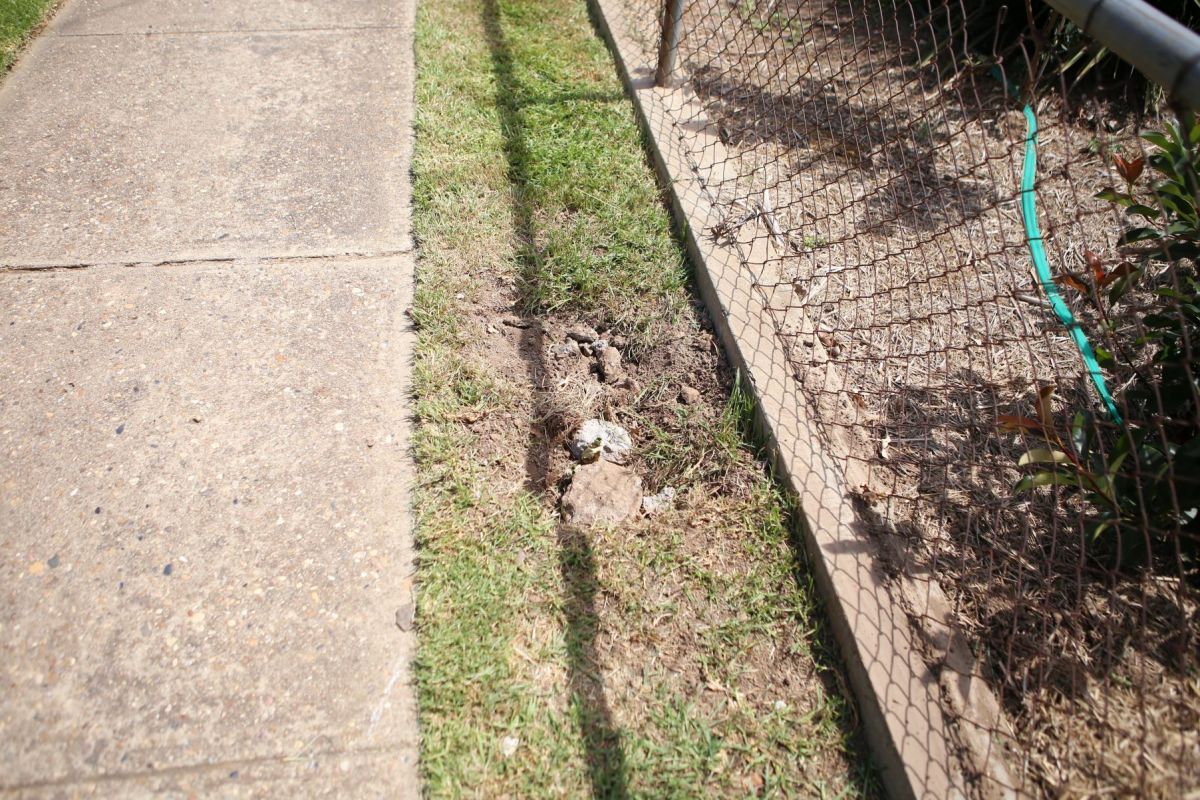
[588,0,1024,797]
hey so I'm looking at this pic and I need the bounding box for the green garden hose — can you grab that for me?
[1019,104,1123,422]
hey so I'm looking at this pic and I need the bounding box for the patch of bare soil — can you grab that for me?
[448,259,869,793]
[626,0,1200,794]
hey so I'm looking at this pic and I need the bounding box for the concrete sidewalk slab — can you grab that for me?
[0,28,411,267]
[0,258,418,796]
[51,0,411,35]
[5,750,413,799]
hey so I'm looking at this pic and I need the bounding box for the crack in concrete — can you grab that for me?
[50,24,413,38]
[0,248,414,274]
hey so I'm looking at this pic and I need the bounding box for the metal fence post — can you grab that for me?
[1044,0,1200,109]
[655,0,684,87]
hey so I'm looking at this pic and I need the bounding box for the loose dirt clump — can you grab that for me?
[436,259,874,793]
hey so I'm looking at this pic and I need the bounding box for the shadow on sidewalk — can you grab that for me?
[478,0,629,796]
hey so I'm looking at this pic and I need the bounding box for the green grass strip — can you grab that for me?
[0,0,57,73]
[411,0,876,794]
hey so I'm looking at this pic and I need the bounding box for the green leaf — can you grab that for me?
[1109,273,1139,303]
[1095,188,1134,205]
[1155,179,1191,201]
[1125,203,1162,220]
[1014,471,1086,492]
[1071,411,1092,462]
[1088,516,1119,543]
[1118,226,1162,244]
[1167,121,1186,150]
[1019,448,1074,466]
[1142,131,1172,151]
[1149,152,1183,183]
[1161,242,1200,260]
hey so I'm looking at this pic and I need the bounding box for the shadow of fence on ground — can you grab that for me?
[478,0,630,795]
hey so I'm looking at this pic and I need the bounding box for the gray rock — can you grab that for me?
[568,419,633,463]
[641,486,676,516]
[561,460,643,526]
[395,603,415,632]
[566,325,599,344]
[678,385,701,405]
[550,341,581,358]
[599,346,623,383]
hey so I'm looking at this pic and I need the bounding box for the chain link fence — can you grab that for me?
[603,0,1199,795]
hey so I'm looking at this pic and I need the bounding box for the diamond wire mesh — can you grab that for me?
[608,0,1200,795]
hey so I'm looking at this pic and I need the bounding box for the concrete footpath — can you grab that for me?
[0,0,420,796]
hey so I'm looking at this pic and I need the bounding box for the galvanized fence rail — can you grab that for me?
[597,0,1200,796]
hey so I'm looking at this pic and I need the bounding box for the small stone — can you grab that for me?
[566,325,599,343]
[678,385,701,405]
[613,376,639,394]
[485,323,499,334]
[773,699,788,712]
[561,460,643,526]
[395,602,416,632]
[163,563,173,576]
[501,316,530,329]
[599,347,623,383]
[115,423,125,435]
[500,735,520,758]
[568,419,633,464]
[641,486,676,516]
[550,341,581,359]
[579,343,593,357]
[591,338,609,353]
[47,554,60,569]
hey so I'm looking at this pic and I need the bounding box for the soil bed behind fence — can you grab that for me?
[605,0,1200,796]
